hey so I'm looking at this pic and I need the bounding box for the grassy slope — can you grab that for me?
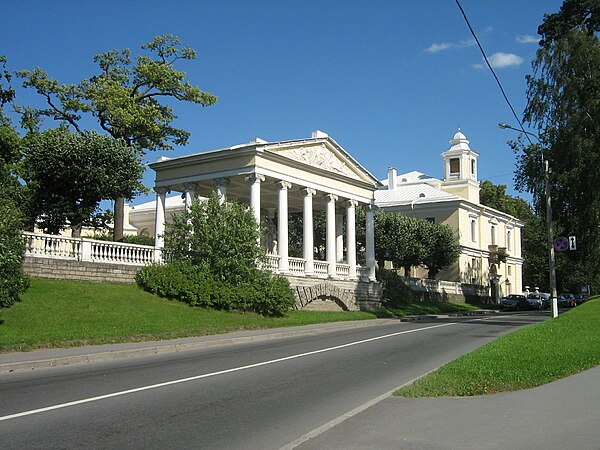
[0,278,486,353]
[396,298,600,397]
[0,278,378,352]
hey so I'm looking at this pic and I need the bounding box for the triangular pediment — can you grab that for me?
[266,140,375,184]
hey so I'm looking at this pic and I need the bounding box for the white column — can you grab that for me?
[154,186,170,261]
[335,212,344,263]
[302,188,316,276]
[365,201,376,281]
[214,177,229,203]
[277,181,292,273]
[245,174,265,233]
[183,182,196,214]
[325,193,338,278]
[346,200,358,280]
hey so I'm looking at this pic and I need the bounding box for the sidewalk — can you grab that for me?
[294,365,600,450]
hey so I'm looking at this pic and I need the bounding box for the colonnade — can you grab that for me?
[153,174,376,281]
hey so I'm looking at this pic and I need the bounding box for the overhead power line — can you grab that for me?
[454,0,534,146]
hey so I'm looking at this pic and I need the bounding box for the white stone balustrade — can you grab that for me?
[23,232,155,266]
[22,232,372,282]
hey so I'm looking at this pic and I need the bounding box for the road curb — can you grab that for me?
[400,309,500,322]
[0,319,399,374]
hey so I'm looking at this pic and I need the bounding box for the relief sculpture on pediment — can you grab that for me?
[278,145,356,178]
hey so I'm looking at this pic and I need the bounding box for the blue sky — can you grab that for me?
[2,0,564,206]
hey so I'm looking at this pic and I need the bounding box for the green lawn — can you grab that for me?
[395,297,600,397]
[0,278,381,352]
[386,301,481,317]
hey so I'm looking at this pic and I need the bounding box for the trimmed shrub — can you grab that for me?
[244,271,297,317]
[136,262,296,316]
[136,261,215,308]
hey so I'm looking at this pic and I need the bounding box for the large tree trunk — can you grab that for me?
[113,197,125,241]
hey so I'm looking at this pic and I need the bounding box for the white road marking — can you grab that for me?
[281,314,517,449]
[0,322,457,422]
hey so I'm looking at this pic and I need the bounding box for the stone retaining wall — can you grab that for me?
[23,257,140,284]
[402,276,490,304]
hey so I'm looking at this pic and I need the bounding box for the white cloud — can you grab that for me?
[424,39,475,53]
[473,52,524,69]
[516,34,539,44]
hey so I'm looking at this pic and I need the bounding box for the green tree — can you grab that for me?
[17,34,217,240]
[421,221,460,279]
[165,194,266,283]
[374,212,426,275]
[22,128,145,234]
[0,56,29,307]
[374,211,460,279]
[513,0,600,292]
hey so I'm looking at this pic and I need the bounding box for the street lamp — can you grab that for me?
[499,123,558,318]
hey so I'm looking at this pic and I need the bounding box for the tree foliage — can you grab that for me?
[0,61,29,307]
[165,194,265,283]
[21,128,145,234]
[421,222,460,279]
[138,194,296,316]
[17,34,217,239]
[0,196,29,308]
[374,212,459,279]
[514,0,600,292]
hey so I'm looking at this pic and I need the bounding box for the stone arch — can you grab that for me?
[294,283,357,311]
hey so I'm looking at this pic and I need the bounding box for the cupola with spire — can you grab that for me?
[441,128,480,203]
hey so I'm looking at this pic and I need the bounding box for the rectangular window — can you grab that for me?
[508,265,512,276]
[507,230,512,251]
[470,219,477,242]
[491,225,496,245]
[449,158,460,175]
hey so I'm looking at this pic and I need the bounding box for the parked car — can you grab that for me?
[501,294,529,311]
[557,294,576,308]
[575,294,589,306]
[526,293,547,310]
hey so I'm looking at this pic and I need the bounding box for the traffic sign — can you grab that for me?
[569,236,577,251]
[554,236,569,252]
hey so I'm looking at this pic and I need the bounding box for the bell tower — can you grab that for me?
[441,129,480,203]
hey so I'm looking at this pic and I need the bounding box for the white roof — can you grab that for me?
[375,182,458,207]
[380,170,440,188]
[376,170,460,207]
[130,195,185,212]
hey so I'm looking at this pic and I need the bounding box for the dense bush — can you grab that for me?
[136,262,296,316]
[0,199,30,308]
[378,268,410,308]
[137,194,296,316]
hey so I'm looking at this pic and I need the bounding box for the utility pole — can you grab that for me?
[499,123,558,318]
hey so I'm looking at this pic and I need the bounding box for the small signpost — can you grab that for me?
[554,236,569,252]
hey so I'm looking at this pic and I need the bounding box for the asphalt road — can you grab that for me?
[0,313,546,449]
